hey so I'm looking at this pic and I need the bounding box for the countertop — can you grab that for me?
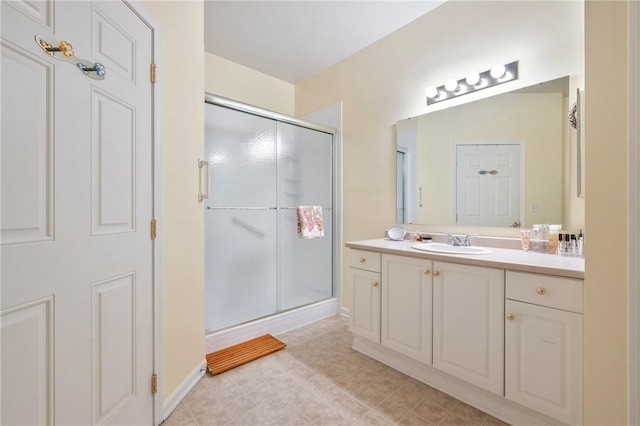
[346,239,585,279]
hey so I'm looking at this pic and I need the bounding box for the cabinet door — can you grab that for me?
[433,262,504,395]
[505,300,583,425]
[381,254,432,364]
[349,268,381,343]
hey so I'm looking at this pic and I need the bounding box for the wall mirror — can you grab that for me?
[396,76,582,229]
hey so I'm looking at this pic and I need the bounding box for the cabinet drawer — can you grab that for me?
[349,249,381,272]
[506,271,583,313]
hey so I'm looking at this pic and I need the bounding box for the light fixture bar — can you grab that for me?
[426,61,518,105]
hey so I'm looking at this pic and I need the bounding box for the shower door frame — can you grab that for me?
[204,93,341,330]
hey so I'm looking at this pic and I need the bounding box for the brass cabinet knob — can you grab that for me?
[506,313,515,321]
[433,270,440,277]
[359,257,366,263]
[372,282,379,287]
[423,268,430,275]
[536,287,546,295]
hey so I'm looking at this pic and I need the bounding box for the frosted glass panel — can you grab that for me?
[205,209,277,331]
[277,122,332,208]
[279,209,333,311]
[204,100,335,333]
[205,104,277,207]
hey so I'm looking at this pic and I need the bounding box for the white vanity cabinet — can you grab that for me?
[432,262,505,395]
[348,249,381,343]
[346,240,585,425]
[505,271,583,425]
[381,254,432,364]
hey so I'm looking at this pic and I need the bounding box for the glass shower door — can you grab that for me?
[204,104,278,332]
[277,122,333,311]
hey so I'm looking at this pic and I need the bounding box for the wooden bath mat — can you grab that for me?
[206,334,286,375]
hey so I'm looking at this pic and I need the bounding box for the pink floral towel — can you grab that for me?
[297,206,324,239]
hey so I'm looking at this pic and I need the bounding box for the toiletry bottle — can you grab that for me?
[540,224,549,254]
[531,225,540,253]
[577,229,584,257]
[557,233,564,255]
[570,234,577,256]
[520,229,531,252]
[548,225,561,254]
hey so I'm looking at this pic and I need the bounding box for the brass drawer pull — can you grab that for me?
[372,282,379,287]
[359,257,366,263]
[536,287,546,295]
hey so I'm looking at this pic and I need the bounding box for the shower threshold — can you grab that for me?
[205,297,338,354]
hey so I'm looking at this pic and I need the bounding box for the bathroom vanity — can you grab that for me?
[346,239,585,426]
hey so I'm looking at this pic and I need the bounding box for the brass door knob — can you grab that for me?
[423,268,430,275]
[372,282,379,287]
[58,40,74,57]
[359,258,366,263]
[511,221,521,228]
[536,287,546,295]
[433,270,440,277]
[506,313,515,321]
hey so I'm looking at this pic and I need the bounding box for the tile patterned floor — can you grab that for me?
[163,316,510,426]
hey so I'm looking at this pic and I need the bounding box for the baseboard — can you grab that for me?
[340,306,349,317]
[206,298,338,353]
[162,360,207,421]
[352,337,562,426]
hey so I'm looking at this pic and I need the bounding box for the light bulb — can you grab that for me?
[444,79,458,92]
[490,64,506,79]
[425,86,438,99]
[466,71,480,86]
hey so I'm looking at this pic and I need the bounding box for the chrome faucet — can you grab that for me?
[447,233,472,247]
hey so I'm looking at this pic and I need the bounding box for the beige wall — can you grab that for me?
[140,1,205,401]
[584,1,628,424]
[205,52,295,115]
[295,0,584,312]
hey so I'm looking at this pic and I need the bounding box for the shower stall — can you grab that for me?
[204,95,337,340]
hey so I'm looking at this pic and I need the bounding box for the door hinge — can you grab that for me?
[151,373,158,394]
[150,63,157,83]
[150,219,157,240]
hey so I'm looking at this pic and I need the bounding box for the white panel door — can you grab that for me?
[456,143,522,227]
[349,268,381,343]
[0,1,155,424]
[432,262,504,395]
[381,254,432,364]
[505,300,583,425]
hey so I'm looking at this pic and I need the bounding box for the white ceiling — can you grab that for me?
[204,1,444,84]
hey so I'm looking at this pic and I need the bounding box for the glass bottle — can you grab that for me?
[539,224,549,253]
[548,224,561,254]
[531,225,540,253]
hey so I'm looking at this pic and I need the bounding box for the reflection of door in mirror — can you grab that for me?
[396,149,407,223]
[455,143,524,227]
[396,76,570,228]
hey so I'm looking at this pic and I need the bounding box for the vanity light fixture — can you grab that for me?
[425,61,518,105]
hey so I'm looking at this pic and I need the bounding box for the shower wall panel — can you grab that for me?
[277,122,333,311]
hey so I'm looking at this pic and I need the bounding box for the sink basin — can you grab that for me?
[411,243,492,255]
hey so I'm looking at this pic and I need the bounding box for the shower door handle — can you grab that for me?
[198,158,210,202]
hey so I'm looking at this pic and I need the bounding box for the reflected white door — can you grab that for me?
[455,143,522,227]
[1,1,155,424]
